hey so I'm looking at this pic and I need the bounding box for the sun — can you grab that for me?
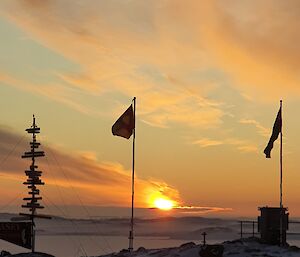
[153,198,174,210]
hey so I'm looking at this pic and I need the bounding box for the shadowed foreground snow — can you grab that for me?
[2,238,300,257]
[96,238,300,257]
[5,253,54,257]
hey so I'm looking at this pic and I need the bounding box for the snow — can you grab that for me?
[96,238,300,257]
[3,252,54,257]
[1,238,300,257]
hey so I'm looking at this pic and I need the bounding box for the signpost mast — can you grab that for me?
[20,115,49,252]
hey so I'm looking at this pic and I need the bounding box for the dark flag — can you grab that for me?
[264,107,282,158]
[112,104,135,139]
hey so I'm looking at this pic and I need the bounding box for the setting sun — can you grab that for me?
[154,198,174,210]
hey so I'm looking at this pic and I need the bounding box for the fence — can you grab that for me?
[239,220,259,238]
[239,220,300,239]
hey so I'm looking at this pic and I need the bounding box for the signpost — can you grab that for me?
[20,115,51,252]
[0,116,51,253]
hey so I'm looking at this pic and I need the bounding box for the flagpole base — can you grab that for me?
[128,230,133,252]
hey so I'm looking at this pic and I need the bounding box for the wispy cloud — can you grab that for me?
[0,72,97,116]
[192,137,258,153]
[192,138,223,148]
[239,119,270,138]
[191,1,300,99]
[0,126,235,213]
[174,205,233,215]
[226,138,258,153]
[1,0,300,123]
[0,126,181,207]
[236,145,258,153]
[0,0,227,129]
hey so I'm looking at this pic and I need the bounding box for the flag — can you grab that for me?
[112,104,135,139]
[264,107,282,158]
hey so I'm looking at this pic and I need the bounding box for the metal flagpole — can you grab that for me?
[129,97,136,252]
[279,100,283,246]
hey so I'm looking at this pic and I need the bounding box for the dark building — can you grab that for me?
[258,207,289,245]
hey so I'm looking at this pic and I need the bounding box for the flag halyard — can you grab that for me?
[264,107,282,158]
[112,104,135,139]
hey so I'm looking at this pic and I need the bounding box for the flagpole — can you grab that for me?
[280,99,283,246]
[129,97,136,252]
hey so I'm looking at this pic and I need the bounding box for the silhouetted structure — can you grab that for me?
[258,207,289,245]
[202,232,207,246]
[112,97,136,251]
[20,115,50,252]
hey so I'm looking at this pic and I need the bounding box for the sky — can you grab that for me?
[0,0,300,218]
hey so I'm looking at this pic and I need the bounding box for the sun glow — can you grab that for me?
[153,198,174,210]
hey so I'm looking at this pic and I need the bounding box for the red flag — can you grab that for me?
[112,105,135,139]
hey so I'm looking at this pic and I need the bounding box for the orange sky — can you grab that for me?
[0,0,300,218]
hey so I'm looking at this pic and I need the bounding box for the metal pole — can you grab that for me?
[280,100,283,246]
[31,217,35,253]
[129,97,136,252]
[32,115,35,253]
[202,232,207,246]
[240,221,243,239]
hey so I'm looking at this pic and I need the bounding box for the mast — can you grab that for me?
[21,115,45,253]
[279,100,283,246]
[129,97,136,252]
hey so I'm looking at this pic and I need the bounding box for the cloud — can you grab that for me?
[193,0,300,99]
[0,126,233,214]
[0,72,97,116]
[239,119,270,137]
[225,138,258,153]
[174,206,233,215]
[192,137,258,153]
[1,0,299,115]
[192,138,223,148]
[0,126,181,207]
[140,93,224,128]
[0,0,227,128]
[236,145,258,153]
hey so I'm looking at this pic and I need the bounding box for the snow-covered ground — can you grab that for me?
[1,213,300,257]
[96,238,300,257]
[2,252,54,257]
[1,238,300,257]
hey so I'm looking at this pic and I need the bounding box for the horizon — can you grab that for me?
[0,205,299,221]
[1,1,300,220]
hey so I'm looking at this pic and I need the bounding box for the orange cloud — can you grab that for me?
[192,138,223,148]
[174,206,233,215]
[1,0,300,106]
[0,72,97,116]
[192,137,258,153]
[184,1,300,99]
[239,119,270,138]
[0,126,182,207]
[0,0,226,129]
